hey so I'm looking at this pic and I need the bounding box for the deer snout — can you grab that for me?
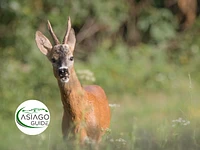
[59,67,69,77]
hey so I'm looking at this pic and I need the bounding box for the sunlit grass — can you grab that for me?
[1,43,200,149]
[1,85,200,150]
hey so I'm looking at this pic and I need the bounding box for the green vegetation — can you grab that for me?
[1,0,200,149]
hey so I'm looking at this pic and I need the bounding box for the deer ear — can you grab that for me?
[68,28,76,51]
[35,31,52,55]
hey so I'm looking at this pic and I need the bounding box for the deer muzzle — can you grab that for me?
[58,67,69,83]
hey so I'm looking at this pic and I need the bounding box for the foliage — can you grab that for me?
[138,7,178,43]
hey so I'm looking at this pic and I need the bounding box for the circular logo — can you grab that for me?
[15,100,50,135]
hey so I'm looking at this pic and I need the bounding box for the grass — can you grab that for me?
[1,38,200,149]
[1,83,200,150]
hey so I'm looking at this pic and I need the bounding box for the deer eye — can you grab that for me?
[51,58,56,63]
[69,56,74,61]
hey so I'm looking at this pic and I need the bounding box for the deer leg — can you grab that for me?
[62,113,71,140]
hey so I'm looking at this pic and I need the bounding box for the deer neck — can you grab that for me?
[57,66,85,118]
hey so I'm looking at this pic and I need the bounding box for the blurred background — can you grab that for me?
[1,0,200,149]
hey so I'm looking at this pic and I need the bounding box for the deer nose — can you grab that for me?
[58,67,69,76]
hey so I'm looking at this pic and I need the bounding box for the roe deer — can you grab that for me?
[35,17,111,144]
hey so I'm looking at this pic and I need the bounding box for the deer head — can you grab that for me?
[35,17,76,83]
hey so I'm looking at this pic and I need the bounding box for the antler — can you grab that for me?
[63,17,71,44]
[47,20,60,45]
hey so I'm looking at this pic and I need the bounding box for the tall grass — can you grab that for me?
[1,34,200,149]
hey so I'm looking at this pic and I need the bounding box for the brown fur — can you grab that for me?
[35,17,111,144]
[59,67,110,143]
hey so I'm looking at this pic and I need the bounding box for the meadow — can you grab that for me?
[1,41,200,150]
[1,0,200,149]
